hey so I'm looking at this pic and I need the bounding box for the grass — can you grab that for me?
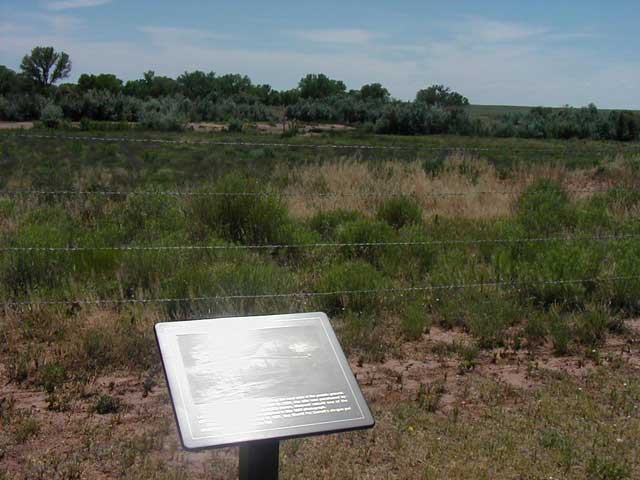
[0,127,639,478]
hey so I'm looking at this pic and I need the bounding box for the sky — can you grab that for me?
[1,0,639,108]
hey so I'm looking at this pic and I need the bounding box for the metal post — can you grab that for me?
[239,440,280,480]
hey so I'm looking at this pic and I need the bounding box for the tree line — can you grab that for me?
[0,46,638,141]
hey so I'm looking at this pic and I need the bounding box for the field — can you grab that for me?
[1,128,640,479]
[466,104,640,123]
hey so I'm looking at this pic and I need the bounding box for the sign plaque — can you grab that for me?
[155,312,374,475]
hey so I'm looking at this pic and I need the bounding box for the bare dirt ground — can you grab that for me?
[0,122,33,130]
[1,320,637,479]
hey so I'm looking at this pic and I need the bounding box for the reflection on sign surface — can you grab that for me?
[156,313,374,449]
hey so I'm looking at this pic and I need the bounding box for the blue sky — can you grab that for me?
[1,0,639,108]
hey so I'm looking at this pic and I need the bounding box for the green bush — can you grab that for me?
[139,97,187,131]
[444,292,521,348]
[308,210,363,240]
[547,309,571,355]
[227,118,243,132]
[94,394,122,415]
[315,260,387,315]
[515,242,603,307]
[40,103,64,128]
[190,174,291,245]
[336,218,396,267]
[575,306,609,347]
[399,299,431,339]
[607,240,640,313]
[37,362,67,394]
[376,196,422,229]
[162,259,295,319]
[517,179,573,234]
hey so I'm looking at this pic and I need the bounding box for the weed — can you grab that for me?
[308,209,363,240]
[399,299,430,340]
[94,394,122,415]
[13,416,40,444]
[517,179,573,234]
[38,362,67,393]
[575,305,609,347]
[547,309,572,355]
[586,455,630,480]
[376,196,422,229]
[336,218,397,267]
[316,260,386,315]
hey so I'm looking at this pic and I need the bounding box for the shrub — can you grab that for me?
[94,394,122,415]
[607,239,640,313]
[461,293,520,348]
[13,417,40,444]
[139,97,187,131]
[547,309,571,355]
[316,260,387,315]
[308,210,363,240]
[400,299,431,340]
[376,196,422,229]
[517,179,573,234]
[336,219,396,267]
[515,242,603,307]
[190,174,291,245]
[227,117,243,132]
[38,362,67,394]
[40,103,64,128]
[523,313,548,347]
[575,306,609,347]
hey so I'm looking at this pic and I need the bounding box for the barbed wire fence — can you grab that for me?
[1,134,639,314]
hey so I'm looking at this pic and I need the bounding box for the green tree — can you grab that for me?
[416,84,469,108]
[123,71,178,98]
[360,83,390,101]
[20,46,72,88]
[77,73,123,93]
[298,73,346,99]
[176,70,217,99]
[0,66,19,95]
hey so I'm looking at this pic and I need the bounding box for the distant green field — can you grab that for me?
[467,104,640,122]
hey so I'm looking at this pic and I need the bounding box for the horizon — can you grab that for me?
[1,1,639,109]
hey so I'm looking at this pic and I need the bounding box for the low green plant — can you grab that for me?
[547,309,571,355]
[94,394,122,415]
[227,118,243,132]
[190,173,291,245]
[575,305,609,347]
[315,260,386,315]
[586,455,630,480]
[376,196,422,229]
[399,298,430,339]
[308,209,363,240]
[13,417,40,444]
[38,362,67,394]
[517,179,573,234]
[40,103,64,128]
[336,218,397,267]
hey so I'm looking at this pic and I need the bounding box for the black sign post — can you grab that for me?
[155,312,374,479]
[239,439,279,480]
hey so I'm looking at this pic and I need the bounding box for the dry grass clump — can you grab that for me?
[280,153,636,220]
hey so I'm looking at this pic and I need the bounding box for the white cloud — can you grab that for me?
[456,16,547,43]
[139,26,229,43]
[46,0,110,11]
[291,29,376,45]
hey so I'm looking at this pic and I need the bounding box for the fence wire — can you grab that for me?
[2,233,639,253]
[2,275,636,308]
[8,133,640,155]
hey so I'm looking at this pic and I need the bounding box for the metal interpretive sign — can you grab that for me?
[155,312,374,451]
